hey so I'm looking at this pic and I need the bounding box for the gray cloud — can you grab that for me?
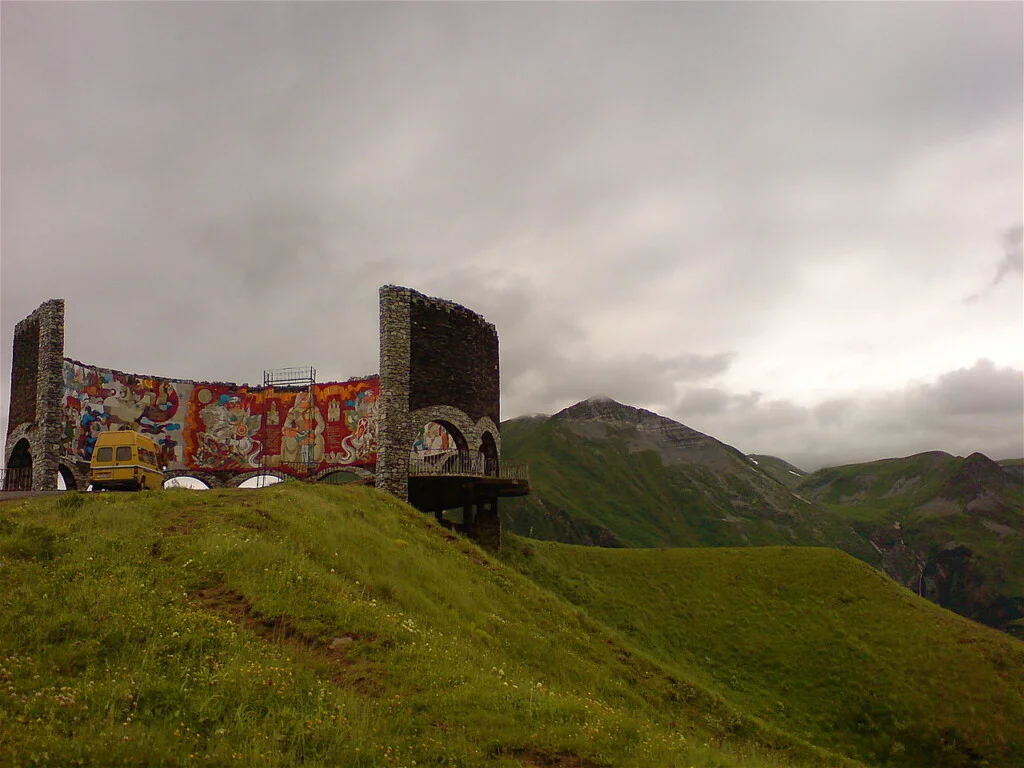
[915,358,1023,416]
[664,360,1023,470]
[3,3,1021,470]
[992,225,1024,288]
[965,224,1023,303]
[505,351,736,418]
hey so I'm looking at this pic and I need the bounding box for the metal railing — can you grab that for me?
[263,367,317,388]
[408,452,529,482]
[0,467,33,491]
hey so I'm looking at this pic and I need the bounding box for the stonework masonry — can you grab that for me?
[4,299,65,491]
[8,315,39,434]
[409,294,499,425]
[376,285,414,500]
[376,285,502,502]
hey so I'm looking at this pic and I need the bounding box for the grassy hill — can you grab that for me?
[0,484,851,768]
[500,408,874,563]
[500,537,1024,768]
[796,452,1024,636]
[2,484,1022,766]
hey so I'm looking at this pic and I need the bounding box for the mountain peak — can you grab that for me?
[553,396,663,426]
[550,397,754,472]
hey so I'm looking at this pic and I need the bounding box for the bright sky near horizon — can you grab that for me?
[2,2,1022,471]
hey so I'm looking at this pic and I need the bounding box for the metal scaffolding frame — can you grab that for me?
[263,366,317,388]
[258,366,317,488]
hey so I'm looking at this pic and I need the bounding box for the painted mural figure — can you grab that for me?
[62,359,378,476]
[63,361,193,467]
[196,394,262,468]
[412,421,455,456]
[280,391,325,464]
[79,405,104,460]
[141,381,179,424]
[333,388,378,463]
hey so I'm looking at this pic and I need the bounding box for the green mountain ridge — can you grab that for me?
[500,398,1023,636]
[500,398,874,556]
[2,484,1022,767]
[796,451,1024,636]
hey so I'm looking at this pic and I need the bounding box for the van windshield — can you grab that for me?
[95,447,113,462]
[116,446,133,462]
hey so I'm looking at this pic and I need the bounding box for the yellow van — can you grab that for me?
[90,430,165,491]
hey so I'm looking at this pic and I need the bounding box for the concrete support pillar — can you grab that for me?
[473,498,501,551]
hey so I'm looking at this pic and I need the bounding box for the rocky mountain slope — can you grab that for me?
[500,397,874,560]
[746,454,808,488]
[797,452,1024,636]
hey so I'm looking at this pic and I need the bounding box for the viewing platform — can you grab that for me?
[407,452,530,525]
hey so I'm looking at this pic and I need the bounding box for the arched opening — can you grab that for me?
[410,420,468,473]
[318,470,359,486]
[163,476,211,490]
[479,431,498,476]
[57,464,78,491]
[237,474,284,489]
[4,439,33,491]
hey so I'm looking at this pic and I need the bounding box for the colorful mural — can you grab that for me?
[184,379,379,473]
[61,360,379,475]
[62,361,192,466]
[411,421,458,457]
[187,388,263,470]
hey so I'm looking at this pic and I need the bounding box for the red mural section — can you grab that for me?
[183,378,379,475]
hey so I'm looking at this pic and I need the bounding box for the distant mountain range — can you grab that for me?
[500,396,1024,636]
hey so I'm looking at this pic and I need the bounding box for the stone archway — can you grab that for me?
[229,469,291,489]
[4,439,33,491]
[479,430,498,477]
[410,419,469,475]
[313,466,374,485]
[57,462,79,491]
[163,473,214,490]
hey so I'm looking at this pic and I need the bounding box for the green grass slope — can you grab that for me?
[1,484,858,768]
[500,416,874,563]
[501,538,1024,768]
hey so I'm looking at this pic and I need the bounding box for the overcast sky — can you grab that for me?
[2,2,1022,471]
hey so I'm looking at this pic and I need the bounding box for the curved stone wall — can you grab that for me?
[377,286,502,500]
[59,359,379,485]
[6,287,507,528]
[409,294,499,425]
